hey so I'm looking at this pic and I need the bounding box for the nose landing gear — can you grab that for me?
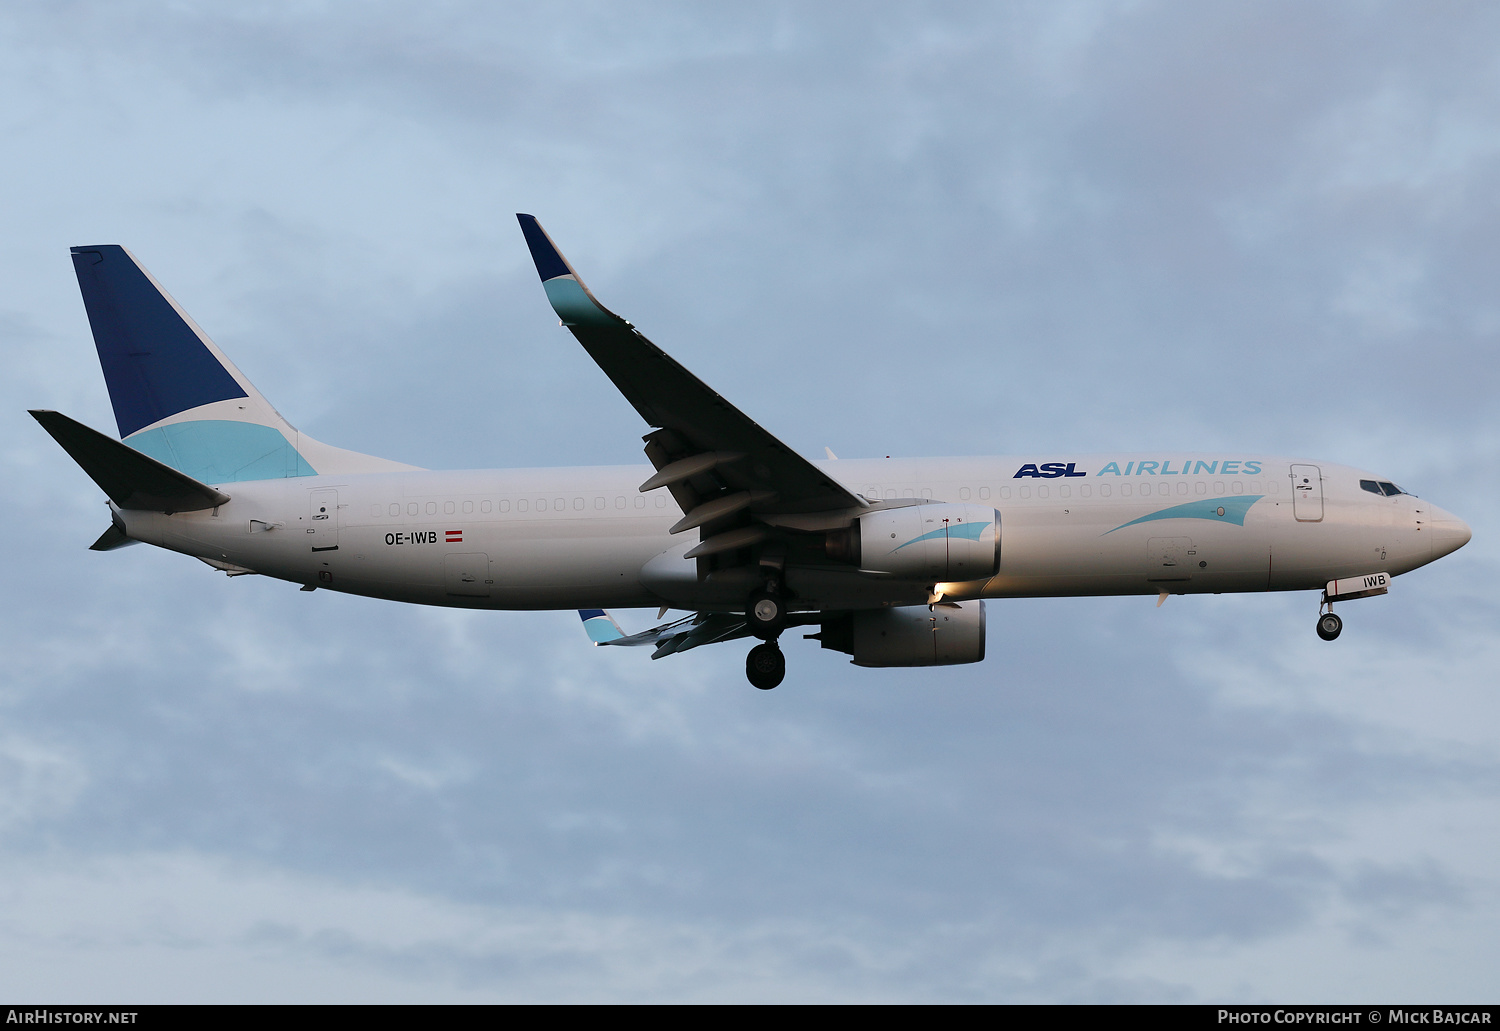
[1316,610,1343,641]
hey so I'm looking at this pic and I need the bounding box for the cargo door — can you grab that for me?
[1147,537,1193,582]
[444,553,493,598]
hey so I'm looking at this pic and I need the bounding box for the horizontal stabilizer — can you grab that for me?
[89,523,137,551]
[30,410,231,512]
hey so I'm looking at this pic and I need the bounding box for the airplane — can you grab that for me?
[31,216,1472,689]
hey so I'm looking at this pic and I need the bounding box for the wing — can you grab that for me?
[581,609,756,659]
[516,215,865,538]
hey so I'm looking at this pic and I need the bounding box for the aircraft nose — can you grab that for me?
[1427,504,1472,560]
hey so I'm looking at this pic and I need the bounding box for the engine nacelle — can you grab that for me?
[815,602,987,667]
[846,503,1000,581]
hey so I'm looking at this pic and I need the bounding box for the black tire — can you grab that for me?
[1316,612,1343,641]
[747,589,786,640]
[746,642,786,690]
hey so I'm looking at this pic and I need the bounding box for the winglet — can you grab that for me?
[516,214,628,328]
[578,608,626,645]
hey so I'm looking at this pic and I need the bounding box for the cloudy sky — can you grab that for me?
[2,0,1498,1003]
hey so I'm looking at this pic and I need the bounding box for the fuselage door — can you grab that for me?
[1291,464,1324,522]
[308,488,340,551]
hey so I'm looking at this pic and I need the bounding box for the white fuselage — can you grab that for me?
[115,453,1469,614]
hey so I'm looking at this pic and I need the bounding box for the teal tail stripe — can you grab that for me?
[126,420,317,485]
[1103,495,1264,535]
[895,520,990,551]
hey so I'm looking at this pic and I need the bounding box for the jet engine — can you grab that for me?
[814,601,987,667]
[826,503,1001,581]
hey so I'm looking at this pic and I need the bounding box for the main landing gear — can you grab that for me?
[746,641,786,690]
[745,579,789,689]
[747,586,787,639]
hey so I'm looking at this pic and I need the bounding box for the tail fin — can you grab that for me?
[70,246,418,484]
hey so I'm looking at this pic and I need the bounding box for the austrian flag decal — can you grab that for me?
[445,529,463,543]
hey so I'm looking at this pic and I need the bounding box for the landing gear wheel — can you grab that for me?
[746,642,786,690]
[1316,611,1343,641]
[747,589,787,640]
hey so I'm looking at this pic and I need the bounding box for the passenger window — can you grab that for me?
[1232,481,1244,494]
[426,502,438,515]
[463,500,474,514]
[979,486,991,500]
[1020,486,1031,499]
[1158,482,1170,497]
[481,500,493,513]
[655,495,667,508]
[1060,485,1071,498]
[1038,485,1049,499]
[444,501,455,515]
[1099,484,1111,498]
[960,487,971,501]
[1213,481,1225,496]
[1195,482,1206,496]
[536,498,547,512]
[903,489,914,498]
[615,496,625,509]
[1250,481,1260,494]
[388,503,399,516]
[1122,483,1132,497]
[407,502,418,516]
[1176,482,1187,496]
[999,487,1012,499]
[555,498,565,510]
[516,499,526,513]
[1080,485,1091,498]
[922,488,933,499]
[573,497,584,511]
[634,497,646,509]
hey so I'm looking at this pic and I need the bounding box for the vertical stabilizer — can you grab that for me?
[70,246,418,483]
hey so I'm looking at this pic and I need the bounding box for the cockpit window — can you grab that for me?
[1361,478,1411,497]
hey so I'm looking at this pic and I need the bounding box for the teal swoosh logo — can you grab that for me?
[895,520,990,551]
[1102,495,1264,535]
